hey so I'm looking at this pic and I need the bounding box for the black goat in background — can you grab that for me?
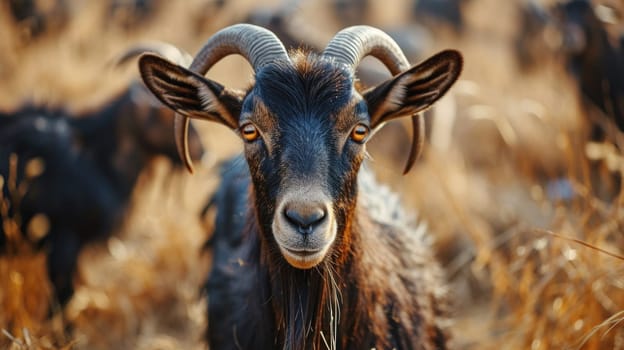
[5,0,69,40]
[514,0,556,72]
[0,82,204,307]
[513,0,623,139]
[413,0,471,34]
[554,0,624,140]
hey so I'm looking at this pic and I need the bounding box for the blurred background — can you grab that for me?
[0,0,623,349]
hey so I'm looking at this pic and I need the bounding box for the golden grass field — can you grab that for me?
[1,0,623,349]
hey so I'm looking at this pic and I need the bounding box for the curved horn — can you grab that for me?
[177,24,291,172]
[322,25,410,75]
[190,23,291,74]
[323,25,424,174]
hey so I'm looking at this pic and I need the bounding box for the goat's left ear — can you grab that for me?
[364,50,463,128]
[138,53,244,130]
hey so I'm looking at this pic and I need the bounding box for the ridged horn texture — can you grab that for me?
[322,25,410,75]
[176,24,291,173]
[322,25,423,174]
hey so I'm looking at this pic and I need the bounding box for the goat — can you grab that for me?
[553,0,624,141]
[242,0,316,52]
[6,0,69,40]
[0,81,204,307]
[513,0,557,72]
[139,24,462,349]
[107,0,162,31]
[332,0,369,26]
[413,0,471,34]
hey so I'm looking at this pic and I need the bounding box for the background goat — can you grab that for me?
[0,81,204,307]
[413,0,471,34]
[139,24,462,349]
[554,0,624,141]
[512,0,623,139]
[5,0,69,40]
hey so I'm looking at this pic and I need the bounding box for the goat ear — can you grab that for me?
[364,50,462,128]
[138,53,243,129]
[363,50,462,174]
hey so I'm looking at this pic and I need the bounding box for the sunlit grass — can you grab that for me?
[1,0,623,348]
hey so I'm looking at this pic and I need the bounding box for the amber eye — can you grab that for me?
[241,124,260,142]
[350,124,370,143]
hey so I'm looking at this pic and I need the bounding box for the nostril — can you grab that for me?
[284,205,326,234]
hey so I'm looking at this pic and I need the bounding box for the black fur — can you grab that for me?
[139,36,461,349]
[205,158,450,349]
[202,54,451,349]
[555,0,624,139]
[0,83,204,306]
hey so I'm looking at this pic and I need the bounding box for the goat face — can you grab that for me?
[138,25,462,269]
[242,56,364,269]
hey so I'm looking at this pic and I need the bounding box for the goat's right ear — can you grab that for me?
[363,50,463,174]
[138,54,243,129]
[364,50,463,128]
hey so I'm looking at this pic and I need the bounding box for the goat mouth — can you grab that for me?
[280,246,327,269]
[283,246,322,257]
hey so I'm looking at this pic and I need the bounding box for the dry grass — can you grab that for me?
[0,155,68,349]
[1,0,623,349]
